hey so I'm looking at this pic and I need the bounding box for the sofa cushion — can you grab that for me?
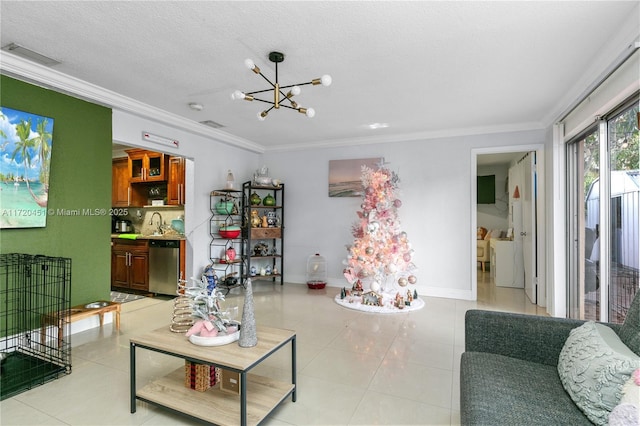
[558,322,640,425]
[460,352,592,425]
[619,291,640,356]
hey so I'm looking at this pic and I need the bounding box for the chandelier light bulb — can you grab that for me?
[244,59,255,70]
[258,111,268,121]
[321,74,332,86]
[305,107,316,118]
[232,90,244,100]
[291,86,301,96]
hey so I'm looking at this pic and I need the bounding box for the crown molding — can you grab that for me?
[266,121,545,153]
[0,52,264,153]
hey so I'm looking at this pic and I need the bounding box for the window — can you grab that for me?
[566,97,638,323]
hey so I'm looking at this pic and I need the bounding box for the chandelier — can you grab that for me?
[231,51,332,120]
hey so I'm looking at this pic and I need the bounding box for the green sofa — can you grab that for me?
[460,293,640,425]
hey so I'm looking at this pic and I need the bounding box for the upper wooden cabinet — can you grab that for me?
[167,156,185,205]
[112,157,130,207]
[126,149,168,182]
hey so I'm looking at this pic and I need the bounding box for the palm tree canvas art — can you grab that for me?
[0,107,55,228]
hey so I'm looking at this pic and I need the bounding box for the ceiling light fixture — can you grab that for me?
[231,51,331,120]
[1,42,60,66]
[188,102,204,111]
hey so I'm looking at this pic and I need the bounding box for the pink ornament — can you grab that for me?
[394,199,402,208]
[408,275,417,284]
[398,277,408,287]
[403,253,412,262]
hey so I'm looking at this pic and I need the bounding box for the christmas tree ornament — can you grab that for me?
[398,277,408,287]
[408,275,417,284]
[365,247,374,255]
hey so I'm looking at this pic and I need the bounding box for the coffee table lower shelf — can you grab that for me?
[136,368,294,426]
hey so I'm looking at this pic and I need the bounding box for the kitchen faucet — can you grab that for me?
[149,211,163,234]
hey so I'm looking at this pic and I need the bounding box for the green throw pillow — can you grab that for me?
[558,321,640,426]
[619,292,640,356]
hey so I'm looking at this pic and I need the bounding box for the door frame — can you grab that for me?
[471,144,546,304]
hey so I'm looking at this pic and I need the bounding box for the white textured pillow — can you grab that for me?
[558,322,640,425]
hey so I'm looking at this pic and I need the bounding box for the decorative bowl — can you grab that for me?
[188,322,241,346]
[85,301,110,309]
[307,280,327,289]
[215,200,234,215]
[218,225,241,239]
[254,176,272,186]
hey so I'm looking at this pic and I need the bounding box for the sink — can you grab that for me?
[85,301,110,309]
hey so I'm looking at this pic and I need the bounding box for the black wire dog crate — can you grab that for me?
[0,253,72,400]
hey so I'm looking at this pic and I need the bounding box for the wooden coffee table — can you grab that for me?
[130,325,296,426]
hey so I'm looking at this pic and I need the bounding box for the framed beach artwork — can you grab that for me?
[0,106,55,228]
[328,157,382,197]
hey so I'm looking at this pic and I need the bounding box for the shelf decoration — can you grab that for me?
[239,278,257,347]
[184,276,240,346]
[336,161,424,313]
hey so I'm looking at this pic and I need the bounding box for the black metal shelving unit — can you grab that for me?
[241,181,284,286]
[209,189,244,293]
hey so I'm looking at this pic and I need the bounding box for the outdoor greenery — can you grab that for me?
[583,104,639,196]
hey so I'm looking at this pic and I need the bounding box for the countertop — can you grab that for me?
[111,233,186,241]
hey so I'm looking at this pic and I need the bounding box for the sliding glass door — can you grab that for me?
[607,102,639,322]
[567,128,600,320]
[567,99,639,323]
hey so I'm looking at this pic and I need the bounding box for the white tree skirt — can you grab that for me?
[334,293,425,313]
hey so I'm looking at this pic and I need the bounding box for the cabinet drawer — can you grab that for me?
[250,228,281,239]
[112,239,149,252]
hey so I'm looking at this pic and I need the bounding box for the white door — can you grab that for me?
[522,154,537,303]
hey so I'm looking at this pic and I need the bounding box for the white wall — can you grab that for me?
[112,110,547,301]
[111,110,262,280]
[264,129,545,300]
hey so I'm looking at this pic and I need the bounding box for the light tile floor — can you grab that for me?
[1,271,545,425]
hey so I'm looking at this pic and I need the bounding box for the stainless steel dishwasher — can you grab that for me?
[148,240,179,295]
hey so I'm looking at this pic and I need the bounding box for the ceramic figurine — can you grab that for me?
[250,210,261,228]
[250,265,257,276]
[265,265,272,275]
[261,215,268,228]
[266,211,277,227]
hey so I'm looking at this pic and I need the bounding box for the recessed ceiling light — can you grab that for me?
[367,122,389,130]
[1,42,60,66]
[188,102,204,111]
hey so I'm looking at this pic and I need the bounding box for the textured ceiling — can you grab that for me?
[1,1,638,151]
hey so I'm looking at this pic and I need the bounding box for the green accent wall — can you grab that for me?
[0,76,112,305]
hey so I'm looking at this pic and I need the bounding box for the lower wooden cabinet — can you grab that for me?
[112,239,149,292]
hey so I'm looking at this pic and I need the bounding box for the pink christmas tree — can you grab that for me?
[344,163,417,297]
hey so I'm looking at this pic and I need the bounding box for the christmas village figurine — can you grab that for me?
[362,290,383,306]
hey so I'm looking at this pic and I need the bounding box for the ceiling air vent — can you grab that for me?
[200,120,224,129]
[2,43,60,66]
